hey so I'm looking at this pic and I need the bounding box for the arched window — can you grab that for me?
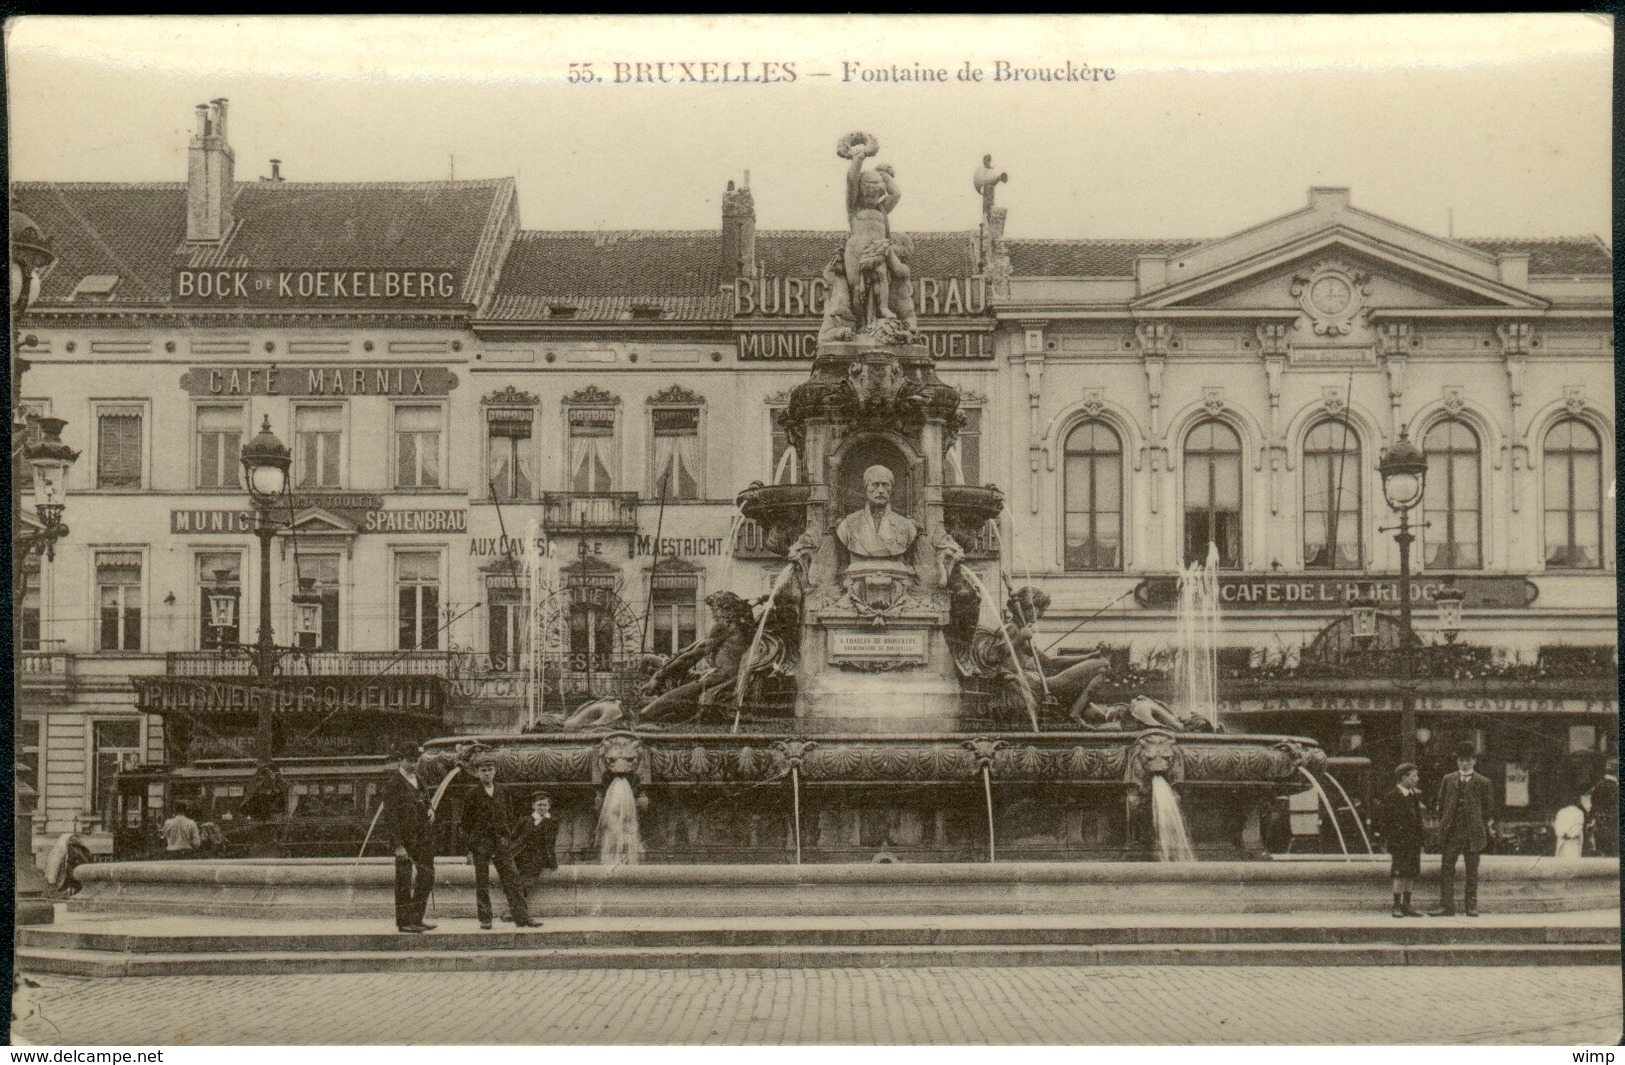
[1063,421,1122,571]
[1422,419,1481,569]
[1302,419,1362,570]
[1183,419,1242,568]
[1543,418,1603,569]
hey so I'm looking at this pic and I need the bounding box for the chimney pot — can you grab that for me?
[187,99,236,242]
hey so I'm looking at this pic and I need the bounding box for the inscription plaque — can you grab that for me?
[829,629,928,660]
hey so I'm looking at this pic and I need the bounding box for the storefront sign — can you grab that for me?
[180,366,459,396]
[738,327,995,361]
[829,630,928,660]
[1134,574,1539,611]
[173,268,461,305]
[172,509,467,534]
[136,676,444,715]
[450,674,531,702]
[634,534,728,557]
[469,536,552,558]
[1219,695,1616,715]
[733,275,988,317]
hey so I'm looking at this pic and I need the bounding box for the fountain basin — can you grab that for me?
[414,729,1330,863]
[942,484,1005,544]
[68,857,1620,919]
[735,483,813,556]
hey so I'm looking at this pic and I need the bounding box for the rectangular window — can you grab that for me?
[197,552,243,650]
[305,554,342,652]
[487,408,534,500]
[650,567,699,656]
[568,408,617,492]
[486,573,528,672]
[96,551,143,651]
[96,406,143,488]
[295,405,343,489]
[93,718,142,826]
[394,405,442,488]
[651,407,701,499]
[396,552,440,651]
[194,404,243,489]
[957,408,982,486]
[18,718,41,816]
[20,560,40,651]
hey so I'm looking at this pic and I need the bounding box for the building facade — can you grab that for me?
[13,104,1615,856]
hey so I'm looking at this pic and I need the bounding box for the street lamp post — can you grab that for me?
[12,211,74,923]
[1379,427,1428,765]
[238,416,294,775]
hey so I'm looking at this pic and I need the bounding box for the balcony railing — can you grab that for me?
[165,650,460,678]
[18,650,76,699]
[732,516,1001,560]
[539,492,641,533]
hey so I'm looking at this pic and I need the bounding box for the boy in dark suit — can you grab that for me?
[501,792,558,922]
[1433,742,1496,917]
[380,741,436,934]
[1374,762,1425,917]
[513,792,559,885]
[459,751,539,930]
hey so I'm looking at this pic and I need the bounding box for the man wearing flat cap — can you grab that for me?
[459,751,539,929]
[1433,741,1496,917]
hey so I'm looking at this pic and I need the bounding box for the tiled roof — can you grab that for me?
[1005,238,1202,278]
[483,294,729,322]
[12,179,514,305]
[12,183,189,302]
[1457,236,1613,277]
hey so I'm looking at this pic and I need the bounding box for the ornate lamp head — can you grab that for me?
[240,415,290,506]
[1379,427,1427,513]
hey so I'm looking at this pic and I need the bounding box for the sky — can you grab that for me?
[5,15,1613,241]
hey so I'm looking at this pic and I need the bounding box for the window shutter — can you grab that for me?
[98,409,143,487]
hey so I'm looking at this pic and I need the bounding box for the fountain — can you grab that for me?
[409,131,1327,865]
[60,133,1620,929]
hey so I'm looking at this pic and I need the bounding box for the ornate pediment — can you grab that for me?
[648,383,704,406]
[277,508,358,537]
[482,385,539,407]
[565,384,619,406]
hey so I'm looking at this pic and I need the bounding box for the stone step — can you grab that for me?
[16,940,1619,978]
[19,915,1620,955]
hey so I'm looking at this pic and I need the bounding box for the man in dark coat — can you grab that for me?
[459,752,539,930]
[380,741,436,934]
[1374,762,1425,917]
[1433,742,1496,917]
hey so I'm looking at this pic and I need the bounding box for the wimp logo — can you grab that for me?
[1574,1053,1616,1063]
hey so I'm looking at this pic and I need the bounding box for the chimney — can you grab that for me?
[269,159,283,182]
[721,172,756,279]
[187,99,236,242]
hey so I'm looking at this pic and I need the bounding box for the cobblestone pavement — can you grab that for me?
[11,966,1622,1046]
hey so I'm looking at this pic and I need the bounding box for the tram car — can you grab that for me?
[112,756,395,860]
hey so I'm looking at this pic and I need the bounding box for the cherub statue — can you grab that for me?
[818,254,856,342]
[839,132,902,333]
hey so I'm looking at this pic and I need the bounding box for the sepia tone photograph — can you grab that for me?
[5,13,1619,1049]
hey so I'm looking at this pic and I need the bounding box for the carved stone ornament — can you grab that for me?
[1564,387,1587,414]
[1125,729,1186,789]
[1134,321,1178,356]
[482,384,539,406]
[565,384,619,406]
[833,657,916,673]
[593,733,647,784]
[1442,386,1466,416]
[649,383,704,406]
[1202,387,1226,416]
[1255,321,1293,356]
[1080,388,1106,417]
[1320,386,1347,415]
[1496,321,1535,357]
[1290,262,1372,336]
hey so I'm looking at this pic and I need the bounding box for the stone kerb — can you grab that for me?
[71,857,1621,920]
